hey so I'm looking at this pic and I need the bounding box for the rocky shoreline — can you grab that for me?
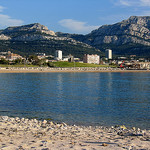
[0,116,149,150]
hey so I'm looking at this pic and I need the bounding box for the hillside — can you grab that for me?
[1,16,150,57]
[83,16,150,56]
[57,16,150,57]
[0,23,101,58]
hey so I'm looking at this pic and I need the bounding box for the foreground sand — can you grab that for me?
[0,116,149,150]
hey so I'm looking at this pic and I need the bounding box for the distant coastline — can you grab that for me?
[0,67,150,73]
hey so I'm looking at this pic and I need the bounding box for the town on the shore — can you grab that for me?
[0,49,150,70]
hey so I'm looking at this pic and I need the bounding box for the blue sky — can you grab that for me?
[0,0,150,34]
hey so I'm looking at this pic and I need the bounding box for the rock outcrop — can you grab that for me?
[0,34,10,40]
[1,23,56,36]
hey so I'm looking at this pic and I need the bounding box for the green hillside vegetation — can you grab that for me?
[0,25,102,58]
[0,40,101,58]
[94,43,150,58]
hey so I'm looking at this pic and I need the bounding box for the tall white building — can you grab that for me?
[55,50,62,60]
[105,49,112,60]
[83,54,100,64]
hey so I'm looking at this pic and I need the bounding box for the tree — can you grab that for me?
[47,62,55,67]
[28,55,49,66]
[0,58,9,64]
[28,55,39,62]
[14,58,23,64]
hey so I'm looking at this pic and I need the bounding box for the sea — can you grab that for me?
[0,72,149,129]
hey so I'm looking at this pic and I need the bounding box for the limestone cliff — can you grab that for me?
[85,16,150,46]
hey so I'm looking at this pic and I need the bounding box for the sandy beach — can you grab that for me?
[0,116,150,150]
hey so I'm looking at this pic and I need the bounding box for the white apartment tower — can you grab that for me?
[105,49,112,60]
[55,50,62,60]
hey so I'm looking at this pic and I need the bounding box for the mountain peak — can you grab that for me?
[122,16,150,26]
[3,23,56,36]
[25,23,49,31]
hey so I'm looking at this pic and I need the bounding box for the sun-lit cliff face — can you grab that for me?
[85,16,150,46]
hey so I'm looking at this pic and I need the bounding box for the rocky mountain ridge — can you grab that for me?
[0,23,56,36]
[0,16,150,56]
[85,16,150,46]
[0,23,90,46]
[0,23,100,57]
[58,16,150,56]
[0,23,56,41]
[59,16,150,56]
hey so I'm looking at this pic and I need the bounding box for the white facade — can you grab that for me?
[105,49,112,59]
[83,54,100,64]
[55,50,62,60]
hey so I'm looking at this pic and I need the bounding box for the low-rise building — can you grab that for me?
[83,54,100,64]
[36,53,46,59]
[68,54,74,62]
[0,55,6,59]
[136,62,150,69]
[7,53,23,61]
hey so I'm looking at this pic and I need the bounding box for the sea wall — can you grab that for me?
[0,67,149,73]
[0,67,122,72]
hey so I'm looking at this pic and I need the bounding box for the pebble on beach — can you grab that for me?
[0,116,150,150]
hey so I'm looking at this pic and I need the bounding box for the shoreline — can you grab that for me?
[0,67,150,73]
[0,116,149,150]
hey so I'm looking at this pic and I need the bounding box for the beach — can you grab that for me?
[0,116,150,150]
[0,67,150,73]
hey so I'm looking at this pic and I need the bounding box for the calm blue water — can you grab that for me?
[0,72,150,129]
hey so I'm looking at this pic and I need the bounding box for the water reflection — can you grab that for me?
[56,73,63,99]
